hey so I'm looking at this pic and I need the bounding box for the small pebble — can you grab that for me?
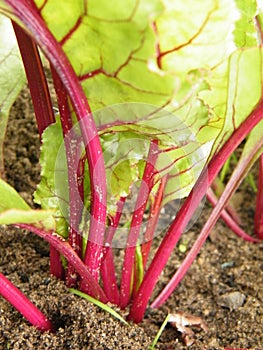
[217,291,246,311]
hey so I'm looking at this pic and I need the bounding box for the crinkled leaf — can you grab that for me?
[2,0,261,210]
[34,118,68,237]
[36,111,207,212]
[0,15,25,175]
[152,0,238,74]
[32,0,250,114]
[0,179,55,229]
[199,47,263,157]
[30,0,261,204]
[98,104,208,205]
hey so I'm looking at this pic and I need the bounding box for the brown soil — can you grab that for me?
[0,87,262,349]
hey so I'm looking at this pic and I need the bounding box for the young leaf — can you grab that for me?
[0,209,55,229]
[34,118,68,237]
[0,178,29,210]
[0,178,55,229]
[0,15,25,176]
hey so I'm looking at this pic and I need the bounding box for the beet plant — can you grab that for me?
[0,0,262,342]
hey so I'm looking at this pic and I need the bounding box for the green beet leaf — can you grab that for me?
[30,0,263,208]
[34,118,69,237]
[0,178,55,229]
[0,15,25,176]
[1,0,262,217]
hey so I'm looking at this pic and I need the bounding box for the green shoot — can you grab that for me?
[149,313,171,349]
[69,288,128,325]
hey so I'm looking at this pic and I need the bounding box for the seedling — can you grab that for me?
[150,312,208,348]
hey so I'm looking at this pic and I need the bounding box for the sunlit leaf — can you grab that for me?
[1,0,262,214]
[199,47,263,157]
[29,1,262,205]
[234,0,258,47]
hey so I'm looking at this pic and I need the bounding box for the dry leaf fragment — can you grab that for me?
[168,311,208,346]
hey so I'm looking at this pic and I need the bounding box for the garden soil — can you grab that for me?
[0,87,262,349]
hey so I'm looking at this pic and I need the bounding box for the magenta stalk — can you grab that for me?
[12,22,55,135]
[0,272,54,332]
[12,23,64,279]
[5,0,107,280]
[17,224,108,303]
[129,98,263,323]
[141,175,168,269]
[51,67,83,287]
[255,154,263,238]
[207,188,259,243]
[101,198,126,304]
[151,134,263,308]
[119,140,159,309]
